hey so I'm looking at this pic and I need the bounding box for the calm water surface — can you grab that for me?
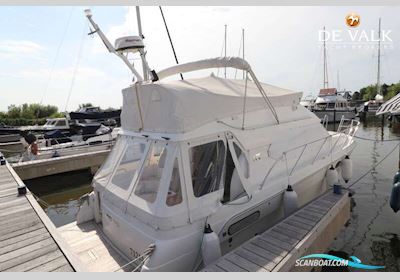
[25,117,400,271]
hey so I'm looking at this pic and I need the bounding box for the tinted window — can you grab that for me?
[57,120,66,126]
[190,141,225,197]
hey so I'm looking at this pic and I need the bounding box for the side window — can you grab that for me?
[134,142,167,203]
[57,120,66,127]
[223,142,248,203]
[166,158,182,206]
[94,136,124,182]
[111,141,146,190]
[190,141,225,197]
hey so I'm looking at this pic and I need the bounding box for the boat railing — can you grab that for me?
[261,117,359,188]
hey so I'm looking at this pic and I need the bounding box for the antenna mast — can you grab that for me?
[135,6,150,81]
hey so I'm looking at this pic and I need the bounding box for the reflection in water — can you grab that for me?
[24,115,400,271]
[24,170,93,227]
[329,115,400,272]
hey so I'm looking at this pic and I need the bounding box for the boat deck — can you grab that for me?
[58,221,135,272]
[0,157,80,272]
[202,190,350,272]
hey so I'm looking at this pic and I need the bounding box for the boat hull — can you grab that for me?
[312,110,356,123]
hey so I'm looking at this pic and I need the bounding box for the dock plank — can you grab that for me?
[0,232,51,255]
[202,191,350,272]
[236,248,276,271]
[52,264,74,272]
[0,163,75,272]
[0,243,59,271]
[28,256,70,272]
[4,250,63,272]
[215,259,247,272]
[225,252,268,272]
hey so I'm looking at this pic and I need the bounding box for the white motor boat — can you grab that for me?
[17,126,119,162]
[300,95,315,110]
[72,9,359,272]
[312,88,356,123]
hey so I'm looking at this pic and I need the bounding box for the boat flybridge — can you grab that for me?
[72,8,360,272]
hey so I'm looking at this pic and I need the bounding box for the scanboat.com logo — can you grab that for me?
[295,254,385,270]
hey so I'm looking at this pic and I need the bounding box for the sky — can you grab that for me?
[0,6,399,112]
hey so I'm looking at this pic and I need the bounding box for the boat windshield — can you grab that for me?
[134,141,168,203]
[93,135,125,186]
[111,139,146,190]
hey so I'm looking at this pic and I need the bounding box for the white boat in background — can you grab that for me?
[310,27,356,123]
[17,126,119,162]
[300,95,315,110]
[58,8,360,272]
[312,88,356,123]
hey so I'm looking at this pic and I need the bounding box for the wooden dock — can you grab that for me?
[0,155,84,272]
[202,191,350,272]
[12,149,110,180]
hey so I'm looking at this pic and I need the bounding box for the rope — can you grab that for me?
[30,191,51,208]
[36,7,74,122]
[159,6,183,80]
[64,19,87,112]
[347,142,400,189]
[113,244,155,272]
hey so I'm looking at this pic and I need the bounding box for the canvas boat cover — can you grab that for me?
[121,75,302,134]
[376,92,400,115]
[69,110,121,120]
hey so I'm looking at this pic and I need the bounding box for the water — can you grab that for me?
[25,116,400,271]
[328,117,400,272]
[24,170,93,227]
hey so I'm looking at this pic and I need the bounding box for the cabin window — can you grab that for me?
[134,142,167,203]
[222,142,248,203]
[56,120,66,127]
[190,141,225,197]
[166,158,182,206]
[111,141,146,190]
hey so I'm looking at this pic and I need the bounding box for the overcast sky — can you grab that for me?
[0,6,399,112]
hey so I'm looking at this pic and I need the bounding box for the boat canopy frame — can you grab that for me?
[156,57,280,124]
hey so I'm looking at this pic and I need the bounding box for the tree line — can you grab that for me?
[352,82,400,101]
[0,103,96,126]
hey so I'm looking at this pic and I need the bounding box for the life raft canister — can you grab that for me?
[390,182,400,213]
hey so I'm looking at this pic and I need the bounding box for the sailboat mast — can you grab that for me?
[376,18,382,97]
[224,24,227,78]
[323,26,328,89]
